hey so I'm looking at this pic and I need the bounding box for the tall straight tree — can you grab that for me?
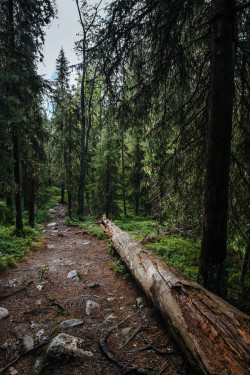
[198,0,237,297]
[75,0,101,217]
[53,47,70,204]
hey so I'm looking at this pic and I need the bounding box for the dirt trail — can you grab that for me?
[0,203,195,375]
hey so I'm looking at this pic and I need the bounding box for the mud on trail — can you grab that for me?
[0,203,195,375]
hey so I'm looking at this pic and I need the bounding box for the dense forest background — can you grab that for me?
[0,0,249,311]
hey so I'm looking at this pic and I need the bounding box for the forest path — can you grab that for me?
[0,202,192,375]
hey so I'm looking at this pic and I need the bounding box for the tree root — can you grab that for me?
[119,327,144,349]
[99,307,159,375]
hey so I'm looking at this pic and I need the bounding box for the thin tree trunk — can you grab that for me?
[12,131,23,234]
[22,162,29,211]
[240,232,250,285]
[134,136,141,216]
[6,164,14,224]
[77,25,87,217]
[61,185,65,204]
[121,131,127,216]
[28,169,35,228]
[199,0,236,298]
[101,219,250,375]
[106,157,110,218]
[67,109,72,218]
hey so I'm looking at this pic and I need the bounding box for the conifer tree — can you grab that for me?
[0,0,55,233]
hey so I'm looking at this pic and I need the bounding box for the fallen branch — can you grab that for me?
[0,281,33,301]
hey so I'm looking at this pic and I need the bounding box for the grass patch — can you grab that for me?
[108,258,130,279]
[0,225,41,271]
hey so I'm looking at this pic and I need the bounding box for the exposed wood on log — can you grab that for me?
[100,219,250,375]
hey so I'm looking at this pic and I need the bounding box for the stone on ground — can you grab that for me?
[47,222,57,227]
[85,300,100,316]
[22,335,34,352]
[59,319,84,330]
[0,307,9,320]
[47,333,93,359]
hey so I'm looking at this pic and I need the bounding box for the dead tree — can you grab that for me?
[100,219,250,375]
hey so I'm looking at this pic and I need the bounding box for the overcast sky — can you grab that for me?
[38,0,109,81]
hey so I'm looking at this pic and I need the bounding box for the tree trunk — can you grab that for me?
[240,232,250,285]
[22,162,30,211]
[67,110,72,218]
[135,137,140,216]
[106,156,110,218]
[12,131,23,234]
[6,164,14,224]
[199,0,236,297]
[101,219,250,375]
[121,131,127,216]
[77,35,87,217]
[61,185,65,204]
[28,169,35,228]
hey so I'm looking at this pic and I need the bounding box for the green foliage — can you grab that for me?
[115,216,158,240]
[65,216,108,240]
[0,225,41,272]
[145,236,200,280]
[108,258,129,279]
[0,200,12,225]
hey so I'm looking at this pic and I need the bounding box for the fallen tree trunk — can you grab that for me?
[100,219,250,375]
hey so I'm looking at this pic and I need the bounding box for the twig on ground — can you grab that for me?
[119,327,144,349]
[0,281,33,301]
[0,341,50,374]
[158,362,170,375]
[142,334,176,356]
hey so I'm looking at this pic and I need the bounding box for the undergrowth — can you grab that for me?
[0,187,57,272]
[0,225,41,271]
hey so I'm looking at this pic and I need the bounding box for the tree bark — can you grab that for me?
[101,219,250,375]
[60,185,65,204]
[121,130,127,216]
[199,0,236,297]
[240,232,250,285]
[12,131,23,234]
[22,162,30,211]
[6,163,14,224]
[28,169,35,228]
[77,15,87,217]
[134,136,140,216]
